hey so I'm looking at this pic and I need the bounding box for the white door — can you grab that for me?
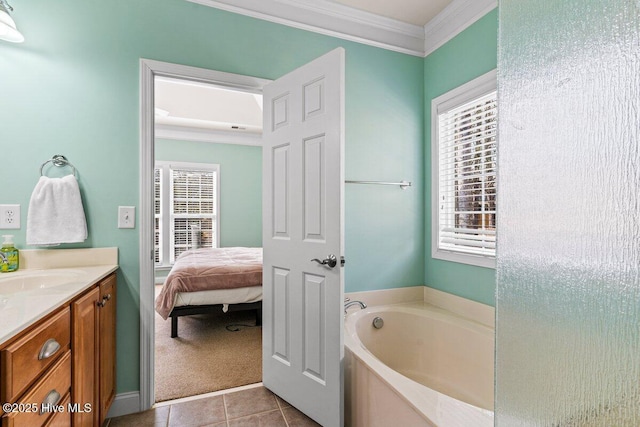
[262,48,345,427]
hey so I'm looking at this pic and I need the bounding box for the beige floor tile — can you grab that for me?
[224,387,278,419]
[273,395,291,409]
[108,384,326,427]
[281,406,321,427]
[108,405,170,427]
[168,395,226,426]
[227,409,287,427]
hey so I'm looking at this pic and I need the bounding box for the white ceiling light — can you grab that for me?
[0,0,24,43]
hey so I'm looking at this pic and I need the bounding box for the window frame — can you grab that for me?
[154,160,221,267]
[431,69,497,269]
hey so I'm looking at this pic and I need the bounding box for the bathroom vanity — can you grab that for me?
[0,248,118,427]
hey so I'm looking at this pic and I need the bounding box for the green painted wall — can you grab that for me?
[155,139,262,248]
[1,0,424,394]
[424,9,498,307]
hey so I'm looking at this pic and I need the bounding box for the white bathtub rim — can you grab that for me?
[344,303,494,427]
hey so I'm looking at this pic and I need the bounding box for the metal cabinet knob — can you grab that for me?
[97,293,112,308]
[38,338,61,360]
[40,389,62,415]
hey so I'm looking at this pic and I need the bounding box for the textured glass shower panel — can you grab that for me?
[496,0,640,425]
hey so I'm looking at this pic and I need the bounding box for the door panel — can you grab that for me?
[304,135,326,241]
[272,145,291,238]
[303,272,326,385]
[272,267,291,365]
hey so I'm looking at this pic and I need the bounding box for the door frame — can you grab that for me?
[139,59,271,410]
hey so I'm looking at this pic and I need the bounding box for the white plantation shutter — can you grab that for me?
[432,70,497,268]
[155,161,220,266]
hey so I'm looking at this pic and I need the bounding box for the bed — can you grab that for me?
[155,247,263,338]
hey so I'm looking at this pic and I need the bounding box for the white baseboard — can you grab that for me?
[106,392,141,419]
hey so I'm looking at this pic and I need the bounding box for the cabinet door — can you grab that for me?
[71,287,99,427]
[98,274,116,425]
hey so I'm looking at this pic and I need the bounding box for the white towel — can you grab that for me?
[26,175,88,246]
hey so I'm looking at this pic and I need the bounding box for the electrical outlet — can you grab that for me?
[0,204,20,229]
[118,206,135,229]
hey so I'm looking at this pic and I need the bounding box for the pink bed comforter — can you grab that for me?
[155,247,263,319]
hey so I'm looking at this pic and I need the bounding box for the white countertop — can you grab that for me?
[0,248,118,346]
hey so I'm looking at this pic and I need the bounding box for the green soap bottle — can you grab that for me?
[1,235,19,273]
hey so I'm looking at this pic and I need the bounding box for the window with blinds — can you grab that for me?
[432,70,497,268]
[154,161,220,266]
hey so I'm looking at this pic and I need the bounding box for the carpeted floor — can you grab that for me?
[154,300,262,402]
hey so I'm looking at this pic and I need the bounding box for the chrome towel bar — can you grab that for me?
[345,180,411,189]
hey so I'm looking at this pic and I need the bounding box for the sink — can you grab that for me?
[0,269,85,295]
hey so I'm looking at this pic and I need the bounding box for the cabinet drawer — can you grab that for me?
[2,350,71,427]
[1,308,70,403]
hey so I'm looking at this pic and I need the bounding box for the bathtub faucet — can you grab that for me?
[344,300,367,314]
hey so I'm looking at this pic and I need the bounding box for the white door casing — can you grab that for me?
[262,48,345,427]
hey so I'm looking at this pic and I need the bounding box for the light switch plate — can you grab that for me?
[118,206,135,229]
[0,204,20,229]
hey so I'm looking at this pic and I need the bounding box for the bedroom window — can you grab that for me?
[431,70,497,268]
[155,161,220,266]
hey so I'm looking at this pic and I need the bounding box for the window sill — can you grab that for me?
[432,249,496,269]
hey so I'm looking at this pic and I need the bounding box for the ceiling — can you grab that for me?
[330,0,453,26]
[155,77,263,135]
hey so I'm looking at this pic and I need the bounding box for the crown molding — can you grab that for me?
[186,0,496,58]
[187,0,425,56]
[155,124,262,146]
[424,0,497,56]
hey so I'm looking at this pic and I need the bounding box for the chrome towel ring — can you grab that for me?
[40,155,77,177]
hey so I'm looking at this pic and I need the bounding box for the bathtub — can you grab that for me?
[344,302,494,427]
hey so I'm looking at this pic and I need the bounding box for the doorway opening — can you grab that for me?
[154,76,263,402]
[139,59,270,409]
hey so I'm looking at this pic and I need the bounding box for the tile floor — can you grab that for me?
[106,385,321,427]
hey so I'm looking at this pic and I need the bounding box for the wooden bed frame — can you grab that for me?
[169,301,262,338]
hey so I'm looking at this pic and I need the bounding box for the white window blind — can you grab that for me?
[155,161,219,266]
[154,168,163,264]
[432,70,497,268]
[170,168,216,263]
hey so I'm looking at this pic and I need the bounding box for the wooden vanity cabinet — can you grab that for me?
[0,272,116,427]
